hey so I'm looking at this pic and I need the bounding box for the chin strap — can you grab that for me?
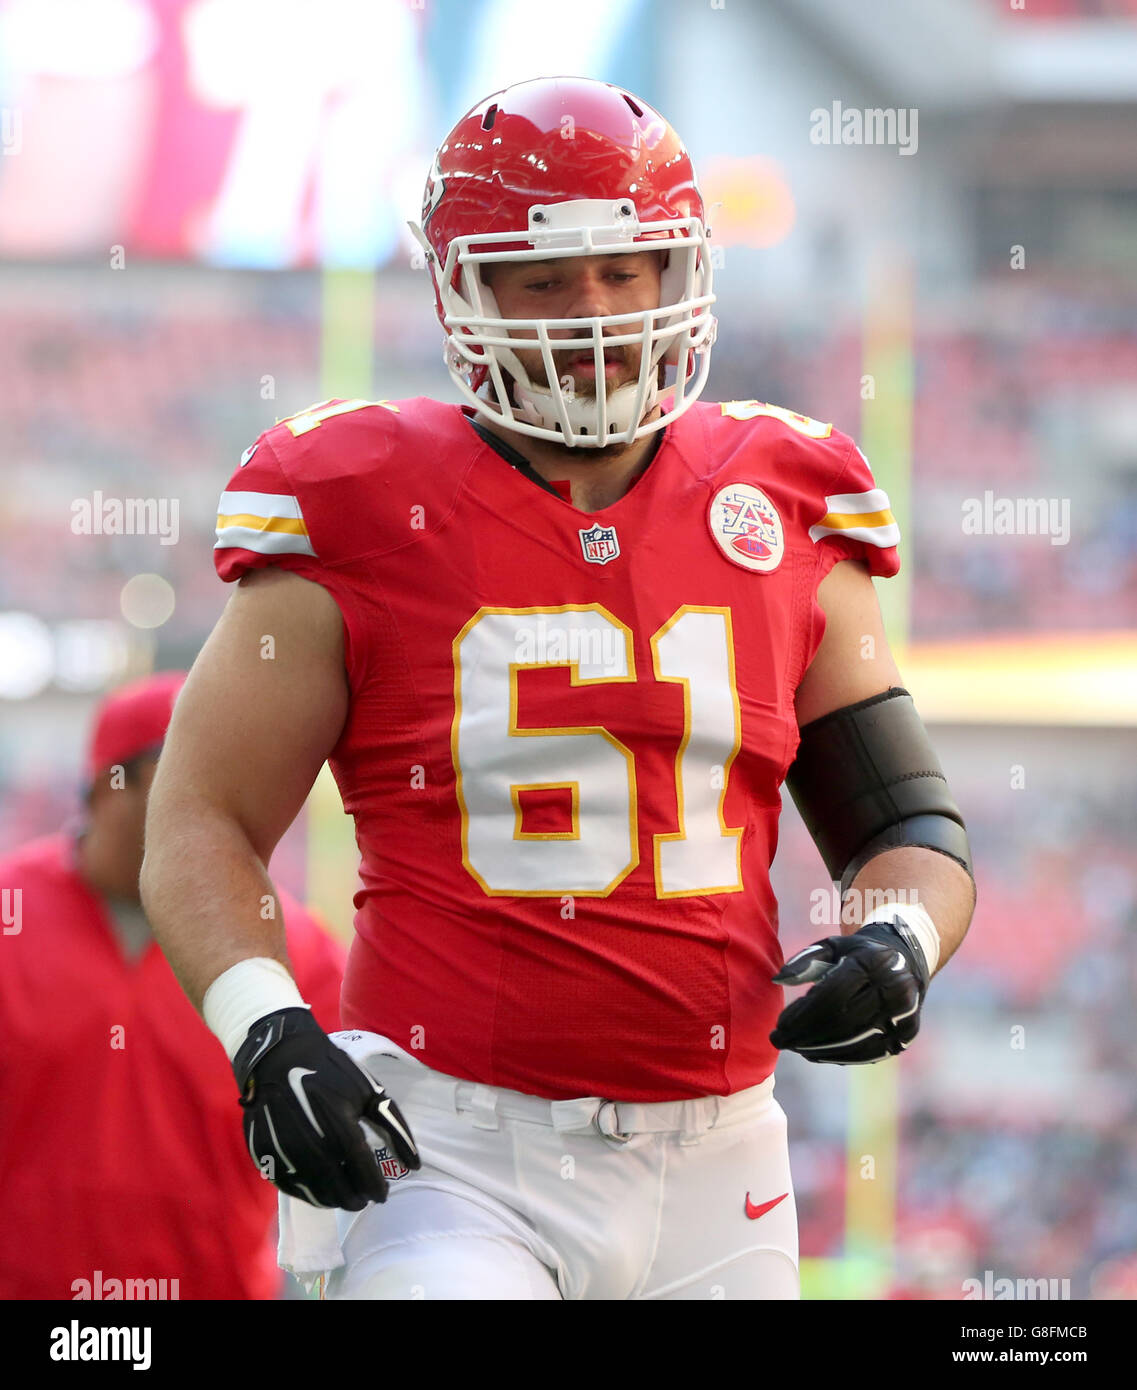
[463,413,566,499]
[511,376,660,445]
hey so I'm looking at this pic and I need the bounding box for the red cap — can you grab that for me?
[86,671,187,784]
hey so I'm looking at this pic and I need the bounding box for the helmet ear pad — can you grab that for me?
[442,262,533,399]
[656,244,710,369]
[470,266,502,321]
[468,268,549,400]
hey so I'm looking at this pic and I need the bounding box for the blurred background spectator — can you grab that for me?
[0,672,345,1299]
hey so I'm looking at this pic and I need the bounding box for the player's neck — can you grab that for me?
[476,409,663,513]
[74,827,153,957]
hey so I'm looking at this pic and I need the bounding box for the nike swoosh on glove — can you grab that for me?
[232,1007,421,1209]
[769,917,931,1064]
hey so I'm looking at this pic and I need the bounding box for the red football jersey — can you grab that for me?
[214,397,899,1101]
[0,833,345,1299]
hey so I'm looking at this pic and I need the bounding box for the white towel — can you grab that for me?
[275,1030,422,1289]
[277,1194,344,1291]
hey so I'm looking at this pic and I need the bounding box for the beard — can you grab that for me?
[515,340,640,398]
[502,348,667,458]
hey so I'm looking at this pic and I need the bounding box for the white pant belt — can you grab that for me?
[329,1030,776,1143]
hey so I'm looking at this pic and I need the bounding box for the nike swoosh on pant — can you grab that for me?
[745,1191,789,1221]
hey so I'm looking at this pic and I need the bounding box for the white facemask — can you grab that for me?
[411,198,716,449]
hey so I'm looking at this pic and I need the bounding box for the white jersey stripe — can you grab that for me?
[214,524,317,557]
[218,490,305,520]
[819,488,891,515]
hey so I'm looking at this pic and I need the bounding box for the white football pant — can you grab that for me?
[285,1033,798,1301]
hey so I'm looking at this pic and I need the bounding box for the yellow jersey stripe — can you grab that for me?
[815,508,895,532]
[216,512,309,537]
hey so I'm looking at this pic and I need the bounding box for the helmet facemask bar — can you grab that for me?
[449,298,708,446]
[417,205,716,448]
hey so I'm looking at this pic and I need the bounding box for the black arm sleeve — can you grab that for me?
[785,687,973,895]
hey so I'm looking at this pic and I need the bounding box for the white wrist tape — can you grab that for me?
[203,957,309,1061]
[862,901,941,978]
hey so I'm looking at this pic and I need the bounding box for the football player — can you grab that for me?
[142,77,975,1300]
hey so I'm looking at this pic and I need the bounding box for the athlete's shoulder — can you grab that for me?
[692,397,856,480]
[692,398,900,574]
[216,397,474,578]
[251,395,477,493]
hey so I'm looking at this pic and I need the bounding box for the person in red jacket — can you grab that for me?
[0,671,345,1300]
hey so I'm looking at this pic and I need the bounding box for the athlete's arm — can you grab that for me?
[793,557,903,725]
[769,559,976,1064]
[140,566,348,1011]
[142,567,420,1207]
[793,558,975,971]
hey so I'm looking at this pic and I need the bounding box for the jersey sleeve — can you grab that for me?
[214,434,320,582]
[213,429,373,691]
[807,439,901,583]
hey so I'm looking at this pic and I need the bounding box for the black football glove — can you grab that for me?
[232,1007,421,1209]
[769,917,932,1064]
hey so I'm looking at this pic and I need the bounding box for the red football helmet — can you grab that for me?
[410,76,716,448]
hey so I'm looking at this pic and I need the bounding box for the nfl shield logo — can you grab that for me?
[373,1144,409,1183]
[579,524,621,566]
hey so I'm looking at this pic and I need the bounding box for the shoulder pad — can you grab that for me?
[703,399,900,575]
[219,398,469,574]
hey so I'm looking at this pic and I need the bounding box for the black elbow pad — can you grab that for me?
[786,687,973,895]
